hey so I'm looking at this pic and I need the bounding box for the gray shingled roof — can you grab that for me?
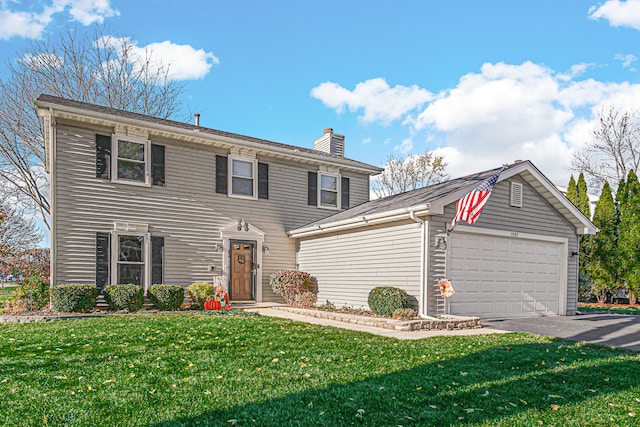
[311,165,506,225]
[36,94,382,173]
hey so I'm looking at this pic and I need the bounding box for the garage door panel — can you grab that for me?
[449,232,562,318]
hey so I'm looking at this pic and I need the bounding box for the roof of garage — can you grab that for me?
[289,160,598,238]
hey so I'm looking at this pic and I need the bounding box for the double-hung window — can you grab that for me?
[116,234,147,286]
[319,173,339,209]
[112,135,150,186]
[230,156,257,198]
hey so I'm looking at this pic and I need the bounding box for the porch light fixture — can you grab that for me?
[237,219,249,232]
[262,245,270,255]
[435,235,447,250]
[213,243,223,253]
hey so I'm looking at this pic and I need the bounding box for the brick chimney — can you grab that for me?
[313,128,345,156]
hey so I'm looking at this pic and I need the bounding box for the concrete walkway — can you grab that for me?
[248,307,507,340]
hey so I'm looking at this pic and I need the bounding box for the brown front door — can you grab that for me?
[230,242,254,300]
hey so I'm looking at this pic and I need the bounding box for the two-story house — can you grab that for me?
[36,94,382,303]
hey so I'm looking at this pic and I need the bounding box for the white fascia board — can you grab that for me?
[288,204,431,238]
[34,100,383,176]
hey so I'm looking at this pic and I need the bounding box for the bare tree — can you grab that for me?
[372,151,449,198]
[0,26,186,228]
[571,106,640,190]
[0,201,41,253]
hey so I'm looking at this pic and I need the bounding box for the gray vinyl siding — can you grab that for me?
[52,121,371,301]
[427,176,579,315]
[297,220,422,309]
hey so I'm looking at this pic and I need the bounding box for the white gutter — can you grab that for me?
[34,99,383,176]
[409,211,430,318]
[289,203,431,238]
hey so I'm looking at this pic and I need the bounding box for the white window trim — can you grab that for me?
[110,230,151,292]
[228,155,258,200]
[318,172,341,210]
[111,133,151,187]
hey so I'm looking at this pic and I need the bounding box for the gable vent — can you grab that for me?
[510,182,523,207]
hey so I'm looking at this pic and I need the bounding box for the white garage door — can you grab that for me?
[448,232,563,318]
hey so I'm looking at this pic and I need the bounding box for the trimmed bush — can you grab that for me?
[270,270,316,305]
[186,282,216,308]
[392,307,417,320]
[368,286,410,317]
[104,284,144,311]
[148,284,184,311]
[51,284,98,313]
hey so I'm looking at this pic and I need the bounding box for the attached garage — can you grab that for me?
[448,230,566,317]
[290,161,597,319]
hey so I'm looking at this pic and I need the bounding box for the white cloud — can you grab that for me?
[0,0,118,40]
[589,0,640,30]
[395,138,414,155]
[310,78,433,124]
[20,52,64,69]
[96,36,219,81]
[313,60,640,187]
[615,53,638,69]
[362,137,372,145]
[130,40,219,81]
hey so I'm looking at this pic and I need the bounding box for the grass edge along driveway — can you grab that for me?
[1,313,638,426]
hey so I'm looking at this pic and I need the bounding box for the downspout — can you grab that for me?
[409,211,430,318]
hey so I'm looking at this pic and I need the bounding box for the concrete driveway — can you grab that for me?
[482,314,640,351]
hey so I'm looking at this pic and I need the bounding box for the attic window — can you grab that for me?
[510,182,523,207]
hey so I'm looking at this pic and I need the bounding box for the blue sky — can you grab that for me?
[2,0,640,245]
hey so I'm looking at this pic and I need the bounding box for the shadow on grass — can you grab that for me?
[149,341,639,426]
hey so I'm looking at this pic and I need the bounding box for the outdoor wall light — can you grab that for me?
[213,243,223,253]
[262,245,270,255]
[435,235,447,250]
[570,251,579,257]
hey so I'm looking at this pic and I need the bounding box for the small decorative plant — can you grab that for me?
[187,282,216,308]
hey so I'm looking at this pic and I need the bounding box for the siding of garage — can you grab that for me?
[428,175,579,315]
[297,220,423,310]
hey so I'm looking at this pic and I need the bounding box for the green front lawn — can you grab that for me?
[1,313,638,426]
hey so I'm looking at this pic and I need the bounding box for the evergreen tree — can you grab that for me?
[585,182,618,303]
[576,173,591,218]
[618,170,640,304]
[566,175,578,207]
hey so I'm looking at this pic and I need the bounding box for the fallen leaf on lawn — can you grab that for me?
[308,402,313,407]
[464,408,475,413]
[629,412,636,417]
[587,389,597,393]
[429,405,437,409]
[519,399,528,405]
[551,405,560,411]
[272,358,279,363]
[216,375,222,379]
[416,387,422,391]
[437,364,444,368]
[102,378,115,384]
[227,420,237,425]
[460,371,468,376]
[480,390,490,397]
[54,375,68,380]
[508,402,517,407]
[548,394,562,399]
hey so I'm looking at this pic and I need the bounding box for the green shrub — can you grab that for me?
[3,275,49,314]
[186,282,216,308]
[392,307,417,320]
[148,284,184,311]
[368,286,410,317]
[51,284,98,313]
[270,270,316,305]
[104,284,144,311]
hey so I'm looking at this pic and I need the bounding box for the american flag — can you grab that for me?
[450,170,502,231]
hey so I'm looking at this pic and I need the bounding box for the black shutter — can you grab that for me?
[96,134,111,179]
[96,232,110,291]
[258,162,269,199]
[151,144,165,186]
[341,177,350,209]
[151,236,164,285]
[308,171,317,206]
[216,155,228,194]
